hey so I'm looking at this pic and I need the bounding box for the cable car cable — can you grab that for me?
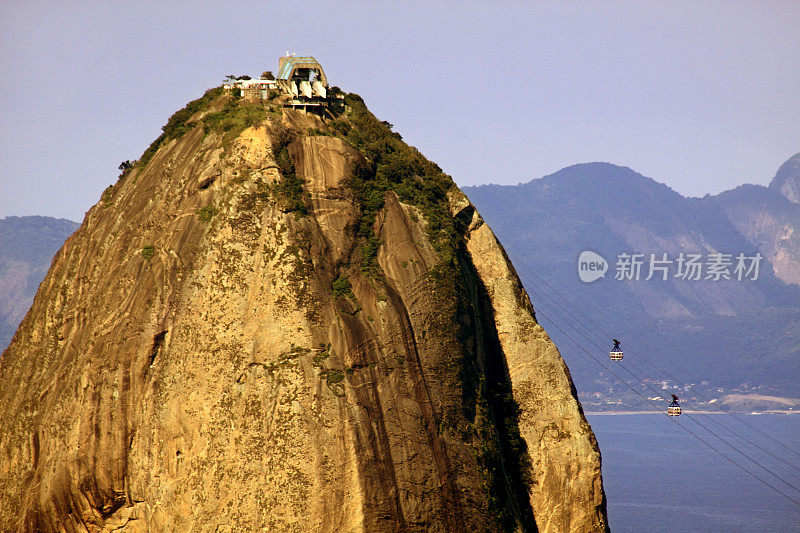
[524,281,800,475]
[528,293,800,493]
[526,269,800,465]
[531,304,800,507]
[505,249,800,463]
[527,282,800,478]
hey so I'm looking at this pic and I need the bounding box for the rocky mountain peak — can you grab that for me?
[0,87,607,531]
[769,152,800,204]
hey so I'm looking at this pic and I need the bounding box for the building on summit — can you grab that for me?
[224,53,341,112]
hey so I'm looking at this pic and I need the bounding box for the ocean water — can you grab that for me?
[586,413,800,532]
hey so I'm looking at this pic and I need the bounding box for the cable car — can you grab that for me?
[668,394,682,417]
[609,339,623,361]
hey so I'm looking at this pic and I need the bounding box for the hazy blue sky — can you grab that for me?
[1,1,798,221]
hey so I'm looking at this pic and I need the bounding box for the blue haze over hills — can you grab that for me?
[0,217,79,351]
[465,154,800,404]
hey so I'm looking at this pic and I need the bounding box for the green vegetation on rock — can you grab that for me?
[337,93,459,273]
[197,206,216,223]
[139,87,225,167]
[138,87,276,169]
[270,125,307,215]
[324,369,345,385]
[202,96,272,146]
[100,185,114,206]
[331,275,353,300]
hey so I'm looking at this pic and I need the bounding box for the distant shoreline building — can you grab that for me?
[224,54,341,112]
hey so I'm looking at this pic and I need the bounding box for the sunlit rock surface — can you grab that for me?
[0,97,606,531]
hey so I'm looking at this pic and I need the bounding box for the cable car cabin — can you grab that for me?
[668,395,682,417]
[609,339,623,361]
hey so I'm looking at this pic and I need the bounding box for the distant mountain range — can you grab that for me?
[0,216,78,350]
[465,153,800,403]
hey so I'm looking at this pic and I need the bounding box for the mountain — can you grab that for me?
[717,153,800,285]
[0,216,79,351]
[769,152,800,205]
[464,158,800,405]
[0,88,607,530]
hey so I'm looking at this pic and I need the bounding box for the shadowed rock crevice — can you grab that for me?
[145,330,167,374]
[459,248,539,531]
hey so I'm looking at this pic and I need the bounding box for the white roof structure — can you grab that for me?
[224,78,277,89]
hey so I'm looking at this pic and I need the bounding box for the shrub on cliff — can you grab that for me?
[339,93,459,272]
[269,125,307,215]
[138,87,225,167]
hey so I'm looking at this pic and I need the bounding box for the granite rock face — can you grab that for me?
[0,96,606,531]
